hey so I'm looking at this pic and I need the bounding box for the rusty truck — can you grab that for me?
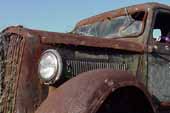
[0,2,170,113]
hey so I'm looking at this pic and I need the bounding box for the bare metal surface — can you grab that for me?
[35,69,155,113]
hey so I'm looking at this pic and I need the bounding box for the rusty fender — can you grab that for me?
[35,69,155,113]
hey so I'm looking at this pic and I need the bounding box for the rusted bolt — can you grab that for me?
[104,79,108,83]
[107,81,114,87]
[104,79,114,87]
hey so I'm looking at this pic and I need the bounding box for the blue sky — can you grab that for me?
[0,0,170,32]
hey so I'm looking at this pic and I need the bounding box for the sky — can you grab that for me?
[0,0,170,32]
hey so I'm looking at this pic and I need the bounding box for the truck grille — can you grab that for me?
[0,33,25,113]
[65,59,128,77]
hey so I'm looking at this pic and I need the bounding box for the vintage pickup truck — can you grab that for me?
[0,2,170,113]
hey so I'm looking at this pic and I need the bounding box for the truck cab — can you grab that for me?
[0,2,170,113]
[73,2,170,108]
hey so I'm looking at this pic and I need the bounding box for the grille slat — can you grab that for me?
[66,59,128,77]
[0,33,24,113]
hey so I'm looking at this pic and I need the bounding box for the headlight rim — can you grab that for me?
[38,49,63,85]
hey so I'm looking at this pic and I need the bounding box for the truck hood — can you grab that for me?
[4,26,144,53]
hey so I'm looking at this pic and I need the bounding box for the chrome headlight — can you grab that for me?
[38,49,62,84]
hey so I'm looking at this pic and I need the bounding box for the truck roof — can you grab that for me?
[76,2,170,27]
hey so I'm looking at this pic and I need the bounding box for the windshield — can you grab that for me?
[73,11,145,38]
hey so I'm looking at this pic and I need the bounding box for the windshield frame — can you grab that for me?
[72,10,148,39]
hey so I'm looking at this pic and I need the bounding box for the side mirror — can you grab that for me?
[153,29,162,41]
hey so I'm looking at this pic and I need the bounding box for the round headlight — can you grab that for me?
[38,49,62,84]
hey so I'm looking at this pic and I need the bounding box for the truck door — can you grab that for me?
[148,9,170,103]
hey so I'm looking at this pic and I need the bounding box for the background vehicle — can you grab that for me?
[0,2,170,113]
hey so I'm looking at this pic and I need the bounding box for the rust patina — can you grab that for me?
[5,27,144,53]
[35,70,155,113]
[1,2,170,113]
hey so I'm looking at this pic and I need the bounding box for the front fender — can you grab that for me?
[36,69,155,113]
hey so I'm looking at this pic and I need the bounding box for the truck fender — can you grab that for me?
[35,69,156,113]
